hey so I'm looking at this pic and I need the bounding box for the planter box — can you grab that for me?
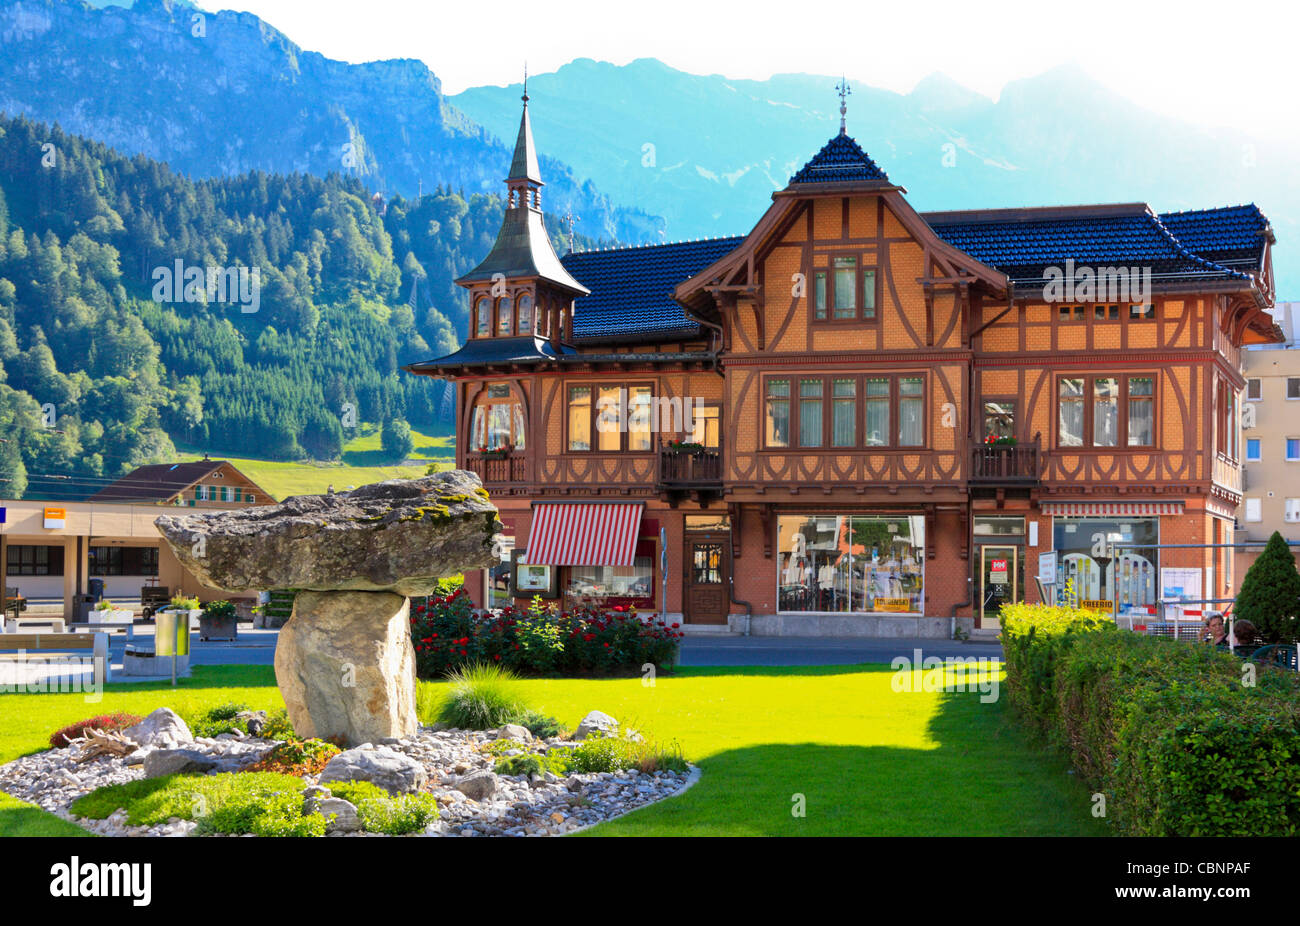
[199,612,238,641]
[91,608,134,625]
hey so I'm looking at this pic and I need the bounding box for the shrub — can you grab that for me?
[70,772,304,827]
[243,738,339,776]
[1001,601,1300,835]
[354,793,439,835]
[494,751,573,778]
[202,599,237,622]
[517,709,564,740]
[50,712,143,748]
[323,780,439,834]
[258,709,298,742]
[436,663,529,730]
[185,702,252,738]
[197,788,325,837]
[410,588,683,679]
[567,733,688,775]
[1235,530,1300,642]
[1000,602,1115,734]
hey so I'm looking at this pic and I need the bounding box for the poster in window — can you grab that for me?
[510,549,558,598]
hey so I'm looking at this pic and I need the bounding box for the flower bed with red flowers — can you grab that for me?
[409,588,683,679]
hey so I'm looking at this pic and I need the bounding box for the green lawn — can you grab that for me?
[0,663,1105,837]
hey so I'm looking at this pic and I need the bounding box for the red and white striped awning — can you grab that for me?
[1042,501,1185,517]
[524,503,645,566]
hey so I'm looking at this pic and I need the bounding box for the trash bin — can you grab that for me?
[74,593,98,624]
[153,609,191,679]
[87,578,105,602]
[154,610,191,659]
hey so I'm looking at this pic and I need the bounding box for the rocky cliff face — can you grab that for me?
[0,0,663,244]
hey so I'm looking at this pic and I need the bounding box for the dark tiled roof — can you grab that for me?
[923,205,1251,285]
[561,236,746,340]
[1157,205,1270,271]
[91,461,227,502]
[405,336,575,372]
[789,133,890,185]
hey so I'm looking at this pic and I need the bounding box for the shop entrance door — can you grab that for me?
[685,536,729,624]
[979,545,1018,630]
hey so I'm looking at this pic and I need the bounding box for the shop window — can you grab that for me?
[566,540,654,609]
[1052,517,1157,609]
[776,515,925,614]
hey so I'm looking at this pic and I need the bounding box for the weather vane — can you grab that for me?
[836,76,851,134]
[522,63,529,104]
[560,208,580,254]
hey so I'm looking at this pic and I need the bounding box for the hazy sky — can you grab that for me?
[218,0,1299,140]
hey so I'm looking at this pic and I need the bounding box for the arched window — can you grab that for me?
[497,297,513,336]
[517,294,533,335]
[475,297,490,337]
[470,383,526,452]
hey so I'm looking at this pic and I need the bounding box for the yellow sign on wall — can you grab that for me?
[1081,599,1114,612]
[878,598,913,612]
[43,507,67,529]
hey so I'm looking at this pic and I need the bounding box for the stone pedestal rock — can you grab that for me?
[154,472,502,746]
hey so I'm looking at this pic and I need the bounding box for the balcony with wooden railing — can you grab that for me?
[656,443,722,490]
[465,452,527,485]
[969,434,1042,485]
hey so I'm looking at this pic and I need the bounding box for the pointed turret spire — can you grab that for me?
[454,81,588,299]
[507,66,543,192]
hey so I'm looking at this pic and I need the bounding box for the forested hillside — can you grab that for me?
[0,114,598,497]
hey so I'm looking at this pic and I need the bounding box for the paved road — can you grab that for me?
[678,634,1001,666]
[11,626,1002,685]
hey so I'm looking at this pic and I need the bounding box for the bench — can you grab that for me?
[4,616,67,634]
[0,632,110,687]
[79,621,135,640]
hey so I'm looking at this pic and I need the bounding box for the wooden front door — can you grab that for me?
[685,536,729,624]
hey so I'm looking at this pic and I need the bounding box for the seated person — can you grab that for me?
[1232,619,1259,647]
[1201,614,1229,646]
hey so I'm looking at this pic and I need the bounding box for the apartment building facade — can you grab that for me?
[406,97,1282,636]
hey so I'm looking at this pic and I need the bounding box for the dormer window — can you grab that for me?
[476,297,491,336]
[518,294,533,334]
[497,297,514,335]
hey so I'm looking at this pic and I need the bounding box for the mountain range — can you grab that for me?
[452,58,1296,297]
[0,0,663,246]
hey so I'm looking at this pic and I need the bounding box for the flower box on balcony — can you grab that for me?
[665,441,706,454]
[477,448,510,459]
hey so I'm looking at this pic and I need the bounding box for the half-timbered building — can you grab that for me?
[406,92,1282,637]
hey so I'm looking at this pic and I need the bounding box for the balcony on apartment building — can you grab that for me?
[465,451,527,485]
[969,433,1043,485]
[656,440,723,497]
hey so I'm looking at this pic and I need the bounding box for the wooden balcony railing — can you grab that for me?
[465,453,527,484]
[969,435,1042,484]
[657,447,722,487]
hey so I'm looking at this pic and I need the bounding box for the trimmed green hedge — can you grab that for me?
[1001,602,1300,836]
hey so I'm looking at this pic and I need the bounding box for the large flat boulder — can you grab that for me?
[274,590,419,746]
[154,471,502,596]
